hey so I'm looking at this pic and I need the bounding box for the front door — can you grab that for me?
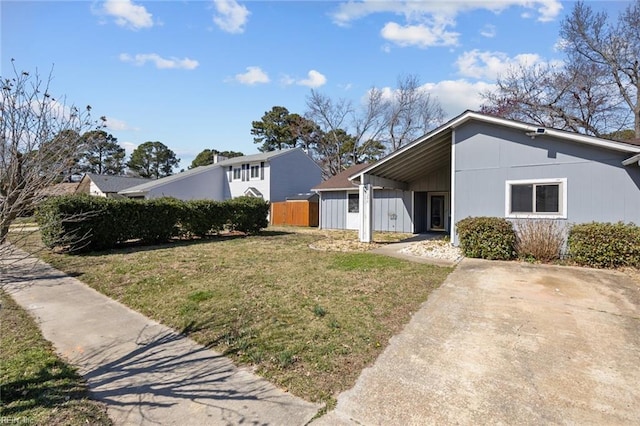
[428,193,448,231]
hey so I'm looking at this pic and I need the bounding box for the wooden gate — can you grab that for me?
[271,200,318,227]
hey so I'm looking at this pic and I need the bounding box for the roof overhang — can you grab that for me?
[350,110,640,183]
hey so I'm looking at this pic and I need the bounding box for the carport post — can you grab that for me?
[359,178,373,243]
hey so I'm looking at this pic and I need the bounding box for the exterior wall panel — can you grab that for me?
[269,150,323,202]
[147,167,224,200]
[409,166,450,192]
[320,191,346,229]
[319,189,413,232]
[227,163,271,200]
[453,121,640,242]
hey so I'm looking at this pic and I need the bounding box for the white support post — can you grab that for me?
[359,181,373,243]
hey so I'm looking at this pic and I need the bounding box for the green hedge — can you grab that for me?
[456,217,516,260]
[568,222,640,268]
[35,195,270,253]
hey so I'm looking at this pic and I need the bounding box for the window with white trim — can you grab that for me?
[505,178,567,219]
[232,167,241,181]
[250,164,260,180]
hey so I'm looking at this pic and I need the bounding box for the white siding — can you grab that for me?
[147,167,225,200]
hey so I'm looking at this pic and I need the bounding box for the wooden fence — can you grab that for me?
[271,201,319,227]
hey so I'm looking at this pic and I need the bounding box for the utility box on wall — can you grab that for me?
[271,193,319,227]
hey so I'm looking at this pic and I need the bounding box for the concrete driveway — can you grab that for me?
[315,258,640,425]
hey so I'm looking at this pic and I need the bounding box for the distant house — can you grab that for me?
[316,110,640,244]
[77,173,152,198]
[118,148,323,202]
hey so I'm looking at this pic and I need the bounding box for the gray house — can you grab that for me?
[119,148,323,202]
[316,111,640,244]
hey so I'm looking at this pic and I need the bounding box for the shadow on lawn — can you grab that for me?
[76,325,311,425]
[74,229,294,258]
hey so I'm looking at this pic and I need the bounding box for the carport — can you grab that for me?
[349,125,453,242]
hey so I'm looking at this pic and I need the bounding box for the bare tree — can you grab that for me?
[481,62,627,137]
[561,0,639,138]
[385,74,445,151]
[306,75,445,176]
[482,1,639,139]
[1,61,99,257]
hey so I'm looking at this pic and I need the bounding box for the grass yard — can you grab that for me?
[16,228,451,409]
[0,290,111,425]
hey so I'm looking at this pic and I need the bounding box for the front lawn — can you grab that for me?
[20,229,451,408]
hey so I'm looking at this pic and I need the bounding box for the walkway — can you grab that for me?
[1,250,321,425]
[314,258,640,425]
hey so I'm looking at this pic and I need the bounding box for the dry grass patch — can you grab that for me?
[24,229,450,408]
[271,226,413,252]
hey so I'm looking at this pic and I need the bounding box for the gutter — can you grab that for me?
[622,153,640,166]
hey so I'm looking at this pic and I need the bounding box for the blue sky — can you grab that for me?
[1,1,630,170]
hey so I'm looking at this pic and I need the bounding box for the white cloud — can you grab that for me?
[381,20,459,48]
[213,0,250,34]
[103,116,135,131]
[119,53,199,70]
[455,49,545,80]
[480,24,496,38]
[280,75,296,86]
[297,70,327,88]
[369,79,492,119]
[421,79,496,118]
[533,0,563,22]
[280,70,327,88]
[331,1,562,49]
[232,66,270,85]
[332,1,562,25]
[121,141,137,156]
[102,0,153,30]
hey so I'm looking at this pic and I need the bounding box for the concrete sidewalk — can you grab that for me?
[1,251,322,425]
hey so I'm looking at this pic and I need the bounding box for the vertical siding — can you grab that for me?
[269,150,323,202]
[319,191,347,229]
[320,189,413,232]
[372,189,413,232]
[453,122,640,242]
[409,166,450,191]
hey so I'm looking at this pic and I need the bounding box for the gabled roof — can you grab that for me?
[119,148,306,195]
[351,110,640,183]
[312,163,370,191]
[84,173,151,193]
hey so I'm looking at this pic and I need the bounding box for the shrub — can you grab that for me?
[36,195,115,252]
[181,200,229,237]
[514,219,566,263]
[227,196,270,235]
[456,217,516,260]
[36,195,271,253]
[568,222,640,268]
